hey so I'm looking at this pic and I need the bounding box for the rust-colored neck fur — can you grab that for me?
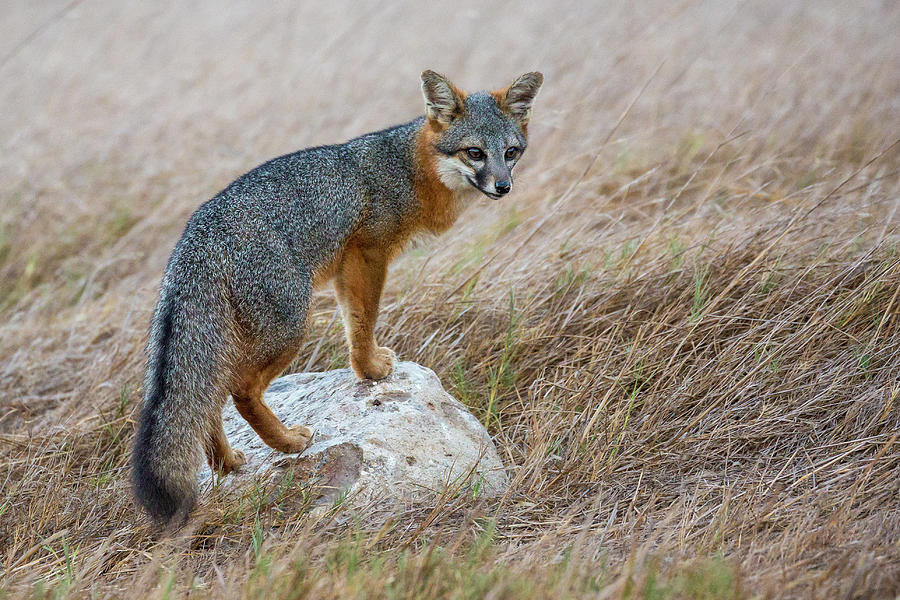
[412,119,462,234]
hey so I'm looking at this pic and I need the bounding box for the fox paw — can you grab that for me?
[225,449,247,473]
[212,449,247,476]
[352,346,396,380]
[280,425,313,454]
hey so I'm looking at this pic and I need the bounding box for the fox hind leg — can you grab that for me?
[229,246,314,454]
[232,347,312,454]
[204,411,246,475]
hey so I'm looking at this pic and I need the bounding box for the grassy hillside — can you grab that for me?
[1,1,898,598]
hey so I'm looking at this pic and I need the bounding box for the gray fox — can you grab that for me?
[132,70,543,524]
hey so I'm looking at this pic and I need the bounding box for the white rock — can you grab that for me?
[199,362,508,506]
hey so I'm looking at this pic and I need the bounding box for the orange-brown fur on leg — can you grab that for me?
[230,347,312,453]
[334,243,395,380]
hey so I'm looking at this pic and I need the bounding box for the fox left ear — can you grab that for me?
[495,72,544,128]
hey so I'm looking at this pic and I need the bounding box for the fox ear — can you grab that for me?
[497,72,544,128]
[421,70,466,125]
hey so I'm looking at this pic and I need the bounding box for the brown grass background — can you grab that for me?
[1,1,899,598]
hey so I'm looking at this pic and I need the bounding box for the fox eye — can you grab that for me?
[465,148,485,161]
[505,147,520,160]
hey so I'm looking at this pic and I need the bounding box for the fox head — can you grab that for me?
[421,70,543,199]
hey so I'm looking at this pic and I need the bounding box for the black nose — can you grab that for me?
[495,180,511,195]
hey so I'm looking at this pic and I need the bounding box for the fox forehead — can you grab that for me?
[433,92,527,154]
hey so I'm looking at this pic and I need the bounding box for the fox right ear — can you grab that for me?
[498,72,543,128]
[421,70,466,125]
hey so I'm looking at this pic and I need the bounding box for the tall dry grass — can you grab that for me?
[1,1,899,598]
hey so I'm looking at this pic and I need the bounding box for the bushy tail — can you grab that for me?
[132,286,229,525]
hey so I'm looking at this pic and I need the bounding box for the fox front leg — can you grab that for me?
[334,245,395,380]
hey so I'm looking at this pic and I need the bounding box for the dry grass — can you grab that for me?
[2,1,899,598]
